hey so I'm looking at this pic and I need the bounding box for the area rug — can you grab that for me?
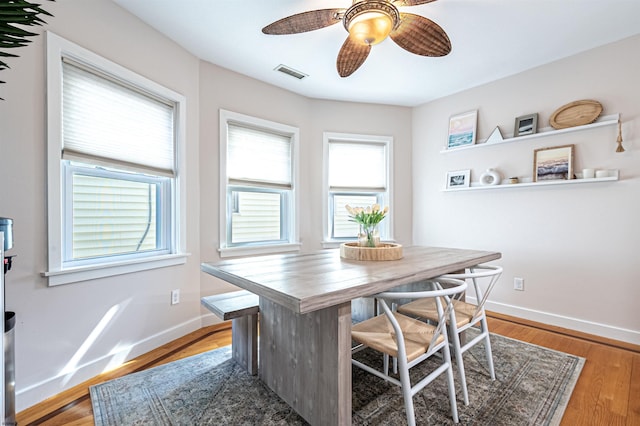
[90,329,584,425]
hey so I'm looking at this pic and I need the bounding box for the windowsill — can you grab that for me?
[43,253,190,286]
[218,243,302,258]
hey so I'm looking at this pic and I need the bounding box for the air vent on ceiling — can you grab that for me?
[274,64,308,80]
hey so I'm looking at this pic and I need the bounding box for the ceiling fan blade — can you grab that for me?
[390,13,451,57]
[337,36,371,77]
[262,9,343,35]
[393,0,438,6]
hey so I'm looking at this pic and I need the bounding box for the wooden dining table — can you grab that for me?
[201,245,501,425]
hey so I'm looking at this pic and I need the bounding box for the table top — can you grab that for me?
[201,246,501,314]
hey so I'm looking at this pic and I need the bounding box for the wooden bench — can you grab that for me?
[201,290,259,375]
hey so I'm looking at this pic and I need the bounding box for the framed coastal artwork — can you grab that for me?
[446,169,471,189]
[514,113,538,137]
[447,110,477,149]
[533,144,574,182]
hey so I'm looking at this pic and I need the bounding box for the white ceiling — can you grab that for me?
[112,0,640,107]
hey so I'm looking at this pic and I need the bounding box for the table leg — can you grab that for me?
[259,298,352,426]
[231,313,258,375]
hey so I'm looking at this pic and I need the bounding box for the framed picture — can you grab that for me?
[446,169,471,189]
[514,113,538,137]
[533,144,574,182]
[447,110,477,149]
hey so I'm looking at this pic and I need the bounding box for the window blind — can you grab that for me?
[227,123,292,188]
[62,60,176,176]
[328,142,386,190]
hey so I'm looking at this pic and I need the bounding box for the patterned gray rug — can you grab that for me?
[90,329,584,425]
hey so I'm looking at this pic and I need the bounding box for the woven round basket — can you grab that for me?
[340,242,403,261]
[550,100,602,129]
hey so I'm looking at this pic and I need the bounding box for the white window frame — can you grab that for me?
[219,109,300,258]
[44,31,188,286]
[322,132,394,248]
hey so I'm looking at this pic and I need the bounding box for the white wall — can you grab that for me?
[412,35,640,344]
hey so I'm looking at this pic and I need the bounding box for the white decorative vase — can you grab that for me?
[480,168,501,186]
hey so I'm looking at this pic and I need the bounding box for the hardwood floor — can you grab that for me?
[17,314,640,426]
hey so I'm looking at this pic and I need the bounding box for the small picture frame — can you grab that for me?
[533,144,574,182]
[514,113,538,137]
[446,169,471,189]
[447,110,477,149]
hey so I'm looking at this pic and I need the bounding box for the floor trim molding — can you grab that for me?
[486,310,640,354]
[463,296,640,349]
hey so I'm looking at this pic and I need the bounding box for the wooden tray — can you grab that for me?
[549,100,602,129]
[340,242,403,261]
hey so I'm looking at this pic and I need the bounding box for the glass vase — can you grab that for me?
[358,224,380,248]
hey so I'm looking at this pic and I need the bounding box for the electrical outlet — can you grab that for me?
[171,289,180,305]
[514,277,524,291]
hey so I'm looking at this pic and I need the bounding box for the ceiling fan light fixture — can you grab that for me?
[344,1,399,46]
[348,11,392,45]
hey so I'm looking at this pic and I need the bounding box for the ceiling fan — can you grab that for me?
[262,0,451,77]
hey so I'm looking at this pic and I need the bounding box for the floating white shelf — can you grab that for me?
[443,170,619,192]
[440,114,620,154]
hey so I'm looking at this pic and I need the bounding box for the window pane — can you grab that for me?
[71,173,160,259]
[231,191,282,243]
[329,142,386,189]
[333,194,378,238]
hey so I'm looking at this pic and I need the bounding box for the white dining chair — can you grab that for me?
[351,278,467,425]
[398,264,503,406]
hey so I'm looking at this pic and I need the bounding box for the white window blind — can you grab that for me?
[62,59,176,176]
[227,123,292,188]
[328,142,386,190]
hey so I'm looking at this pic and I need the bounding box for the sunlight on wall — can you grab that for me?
[59,304,121,385]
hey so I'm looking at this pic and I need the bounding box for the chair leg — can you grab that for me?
[397,358,416,426]
[480,317,496,380]
[442,341,460,424]
[451,324,469,405]
[383,353,389,375]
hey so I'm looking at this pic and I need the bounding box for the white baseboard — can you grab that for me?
[17,316,203,412]
[477,298,640,346]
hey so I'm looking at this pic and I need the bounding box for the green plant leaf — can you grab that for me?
[0,0,54,99]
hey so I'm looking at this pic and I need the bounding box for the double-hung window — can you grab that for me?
[323,132,393,246]
[45,32,187,285]
[219,110,299,257]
